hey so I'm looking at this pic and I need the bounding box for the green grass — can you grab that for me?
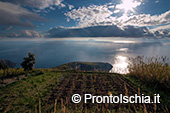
[0,68,25,79]
[0,69,63,112]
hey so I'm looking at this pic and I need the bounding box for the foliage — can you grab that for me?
[21,53,35,71]
[128,56,170,89]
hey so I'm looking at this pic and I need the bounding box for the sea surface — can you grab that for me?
[0,37,170,73]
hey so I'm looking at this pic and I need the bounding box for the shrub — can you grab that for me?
[128,56,170,89]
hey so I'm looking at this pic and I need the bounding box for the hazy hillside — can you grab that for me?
[55,61,113,72]
[0,60,15,69]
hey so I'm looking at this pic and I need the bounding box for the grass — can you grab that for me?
[0,68,25,79]
[0,69,63,112]
[128,56,170,90]
[0,56,170,112]
[125,56,170,111]
[124,74,170,106]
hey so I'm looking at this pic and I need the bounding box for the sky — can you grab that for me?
[0,0,170,38]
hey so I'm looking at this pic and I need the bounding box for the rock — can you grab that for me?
[0,60,16,69]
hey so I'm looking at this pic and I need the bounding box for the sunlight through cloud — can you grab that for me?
[116,0,141,14]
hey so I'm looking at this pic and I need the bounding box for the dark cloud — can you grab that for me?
[0,30,42,38]
[47,25,154,38]
[1,25,169,38]
[153,30,170,37]
[0,1,46,27]
[1,0,65,9]
[2,26,13,31]
[122,26,153,37]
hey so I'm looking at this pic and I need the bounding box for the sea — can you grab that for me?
[0,37,170,74]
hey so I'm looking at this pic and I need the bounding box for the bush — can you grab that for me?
[128,56,170,89]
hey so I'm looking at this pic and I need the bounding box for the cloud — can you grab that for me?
[2,26,13,31]
[151,24,170,31]
[122,25,153,37]
[65,2,170,30]
[68,4,74,10]
[119,10,170,26]
[116,0,141,13]
[20,30,42,38]
[3,0,65,10]
[65,4,116,27]
[114,10,121,13]
[0,30,43,38]
[0,32,19,38]
[47,25,170,38]
[47,25,154,37]
[155,0,159,3]
[0,1,46,27]
[10,32,20,37]
[153,30,170,37]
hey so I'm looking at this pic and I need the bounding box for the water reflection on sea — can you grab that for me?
[0,37,170,74]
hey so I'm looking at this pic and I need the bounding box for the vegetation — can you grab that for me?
[0,56,170,112]
[0,69,61,112]
[21,53,35,71]
[128,56,170,90]
[0,69,169,112]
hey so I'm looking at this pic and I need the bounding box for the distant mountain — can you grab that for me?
[47,25,154,38]
[0,60,16,69]
[55,61,113,72]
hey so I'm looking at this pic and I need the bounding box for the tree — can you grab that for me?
[21,53,35,71]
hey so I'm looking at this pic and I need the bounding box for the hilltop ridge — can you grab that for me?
[55,61,113,72]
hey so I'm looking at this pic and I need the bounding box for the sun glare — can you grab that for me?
[111,55,129,74]
[117,0,141,14]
